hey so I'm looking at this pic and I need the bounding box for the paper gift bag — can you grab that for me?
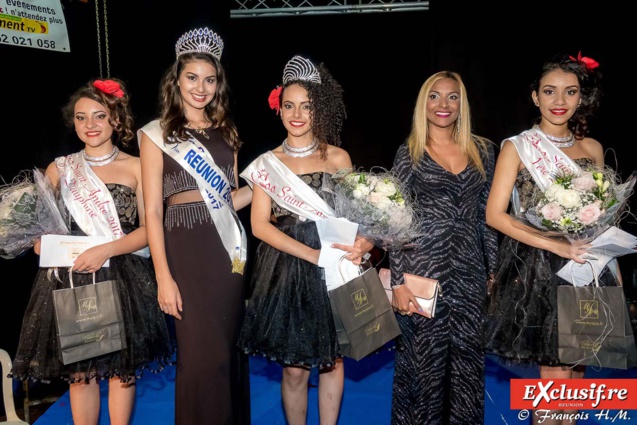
[557,283,637,369]
[328,258,402,361]
[53,270,127,365]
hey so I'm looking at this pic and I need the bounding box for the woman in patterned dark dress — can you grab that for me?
[10,78,173,425]
[388,71,498,425]
[484,53,613,425]
[139,27,252,425]
[237,55,372,425]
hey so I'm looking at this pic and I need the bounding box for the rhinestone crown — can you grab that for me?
[175,27,224,59]
[282,55,321,85]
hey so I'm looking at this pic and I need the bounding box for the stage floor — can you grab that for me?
[33,352,637,424]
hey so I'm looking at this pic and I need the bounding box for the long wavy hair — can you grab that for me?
[406,71,490,178]
[278,61,347,160]
[158,52,241,150]
[62,78,135,147]
[530,52,603,140]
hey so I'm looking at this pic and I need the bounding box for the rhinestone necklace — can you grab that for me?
[83,147,120,167]
[533,125,575,148]
[282,138,319,158]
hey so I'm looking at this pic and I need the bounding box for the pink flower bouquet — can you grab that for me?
[524,165,635,241]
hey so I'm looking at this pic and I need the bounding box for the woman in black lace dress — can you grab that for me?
[237,55,372,425]
[484,53,612,425]
[388,71,498,425]
[10,78,173,425]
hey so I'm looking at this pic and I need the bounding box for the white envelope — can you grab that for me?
[315,217,360,290]
[40,235,111,268]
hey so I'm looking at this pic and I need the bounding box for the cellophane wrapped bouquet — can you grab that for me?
[324,167,424,250]
[523,165,635,242]
[0,169,69,259]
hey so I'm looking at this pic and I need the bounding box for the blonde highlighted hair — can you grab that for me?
[407,71,490,178]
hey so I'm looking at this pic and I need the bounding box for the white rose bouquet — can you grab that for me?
[524,165,635,241]
[324,167,424,249]
[0,169,69,259]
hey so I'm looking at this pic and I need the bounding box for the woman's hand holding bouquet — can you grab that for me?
[0,169,69,259]
[325,167,424,251]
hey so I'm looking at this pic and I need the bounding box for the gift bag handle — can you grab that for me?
[567,260,600,288]
[68,267,96,289]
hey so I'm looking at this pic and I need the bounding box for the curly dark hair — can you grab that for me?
[531,52,603,140]
[279,62,346,159]
[158,52,241,151]
[62,78,135,147]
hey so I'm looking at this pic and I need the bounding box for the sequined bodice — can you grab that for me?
[69,183,137,231]
[272,172,329,218]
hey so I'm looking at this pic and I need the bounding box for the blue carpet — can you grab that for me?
[33,352,637,424]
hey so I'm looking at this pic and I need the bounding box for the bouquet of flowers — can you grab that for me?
[0,169,69,259]
[524,165,635,242]
[324,167,424,249]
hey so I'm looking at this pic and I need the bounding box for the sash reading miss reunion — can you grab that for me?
[57,152,150,258]
[506,127,581,216]
[138,120,247,274]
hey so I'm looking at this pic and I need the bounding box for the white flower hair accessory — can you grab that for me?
[175,27,224,59]
[282,55,321,85]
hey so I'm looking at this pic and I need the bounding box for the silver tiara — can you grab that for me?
[282,55,321,85]
[175,27,224,59]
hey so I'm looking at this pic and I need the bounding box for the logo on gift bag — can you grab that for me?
[351,289,369,309]
[364,322,380,336]
[579,300,599,320]
[77,297,98,316]
[82,330,106,343]
[579,340,602,352]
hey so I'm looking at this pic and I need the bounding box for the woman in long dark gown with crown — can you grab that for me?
[139,27,253,425]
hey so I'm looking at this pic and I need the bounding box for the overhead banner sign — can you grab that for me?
[0,0,70,53]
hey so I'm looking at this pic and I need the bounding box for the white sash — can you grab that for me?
[506,128,581,215]
[240,151,335,221]
[240,151,362,289]
[139,120,247,274]
[57,152,150,258]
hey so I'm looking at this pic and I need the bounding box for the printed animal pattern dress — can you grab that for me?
[161,127,250,425]
[11,184,174,383]
[237,172,342,368]
[389,142,498,425]
[484,158,619,366]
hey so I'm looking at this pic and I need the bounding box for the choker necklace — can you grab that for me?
[533,125,575,148]
[282,139,319,158]
[83,147,120,167]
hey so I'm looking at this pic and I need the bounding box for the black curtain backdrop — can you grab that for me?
[1,1,634,360]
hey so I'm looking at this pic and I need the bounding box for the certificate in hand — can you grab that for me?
[39,235,111,268]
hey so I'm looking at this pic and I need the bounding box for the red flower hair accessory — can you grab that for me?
[92,79,124,98]
[569,51,599,71]
[268,86,282,114]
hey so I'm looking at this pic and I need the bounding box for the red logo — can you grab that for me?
[510,379,637,410]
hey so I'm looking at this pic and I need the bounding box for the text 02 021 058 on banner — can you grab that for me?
[0,0,70,52]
